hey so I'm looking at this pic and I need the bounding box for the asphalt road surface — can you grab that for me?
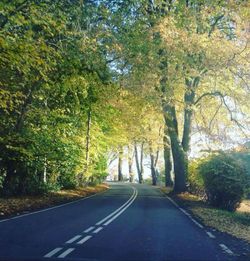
[0,183,238,261]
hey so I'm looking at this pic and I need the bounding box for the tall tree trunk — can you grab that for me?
[14,81,42,132]
[149,143,159,186]
[149,146,158,186]
[163,103,187,193]
[118,148,123,181]
[15,89,33,132]
[2,159,17,195]
[182,77,199,152]
[128,145,134,182]
[182,106,193,152]
[79,106,91,185]
[140,142,144,178]
[85,107,91,167]
[43,157,47,183]
[163,127,172,186]
[3,82,41,194]
[134,143,143,183]
[150,153,157,186]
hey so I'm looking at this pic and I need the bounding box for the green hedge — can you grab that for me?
[198,153,247,211]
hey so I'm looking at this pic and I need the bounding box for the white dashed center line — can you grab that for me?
[44,247,63,258]
[58,248,75,258]
[84,226,95,233]
[77,235,92,245]
[66,235,82,244]
[44,185,138,258]
[93,227,103,234]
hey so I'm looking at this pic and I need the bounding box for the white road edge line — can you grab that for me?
[65,235,82,244]
[190,218,204,228]
[167,196,179,207]
[0,189,108,223]
[93,227,103,233]
[96,186,136,226]
[44,247,63,258]
[206,231,215,238]
[58,248,75,258]
[167,196,205,229]
[219,244,234,255]
[84,226,95,233]
[103,190,138,226]
[77,235,92,245]
[179,208,190,216]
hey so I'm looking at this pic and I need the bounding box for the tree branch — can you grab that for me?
[219,95,246,132]
[195,91,247,136]
[208,100,223,132]
[208,14,225,37]
[154,149,159,167]
[194,91,223,105]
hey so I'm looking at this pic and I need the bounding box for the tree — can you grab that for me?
[104,0,249,192]
[0,0,124,194]
[1,0,249,195]
[127,145,134,182]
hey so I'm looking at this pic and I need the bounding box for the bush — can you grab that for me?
[198,153,247,211]
[58,173,77,189]
[188,159,206,197]
[1,172,60,196]
[229,151,250,198]
[21,175,60,195]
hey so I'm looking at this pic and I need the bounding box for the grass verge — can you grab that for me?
[161,188,250,243]
[0,184,109,218]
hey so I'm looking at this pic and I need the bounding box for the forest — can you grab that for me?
[0,0,249,211]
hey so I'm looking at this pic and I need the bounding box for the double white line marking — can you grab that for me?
[45,186,137,259]
[96,186,137,226]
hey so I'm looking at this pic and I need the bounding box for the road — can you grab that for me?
[0,183,236,260]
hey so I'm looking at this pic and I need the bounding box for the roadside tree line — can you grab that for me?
[0,0,249,206]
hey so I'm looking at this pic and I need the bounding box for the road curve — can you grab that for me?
[0,183,235,260]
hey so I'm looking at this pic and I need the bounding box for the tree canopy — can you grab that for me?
[0,0,249,195]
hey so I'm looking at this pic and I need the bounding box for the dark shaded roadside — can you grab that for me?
[0,184,108,219]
